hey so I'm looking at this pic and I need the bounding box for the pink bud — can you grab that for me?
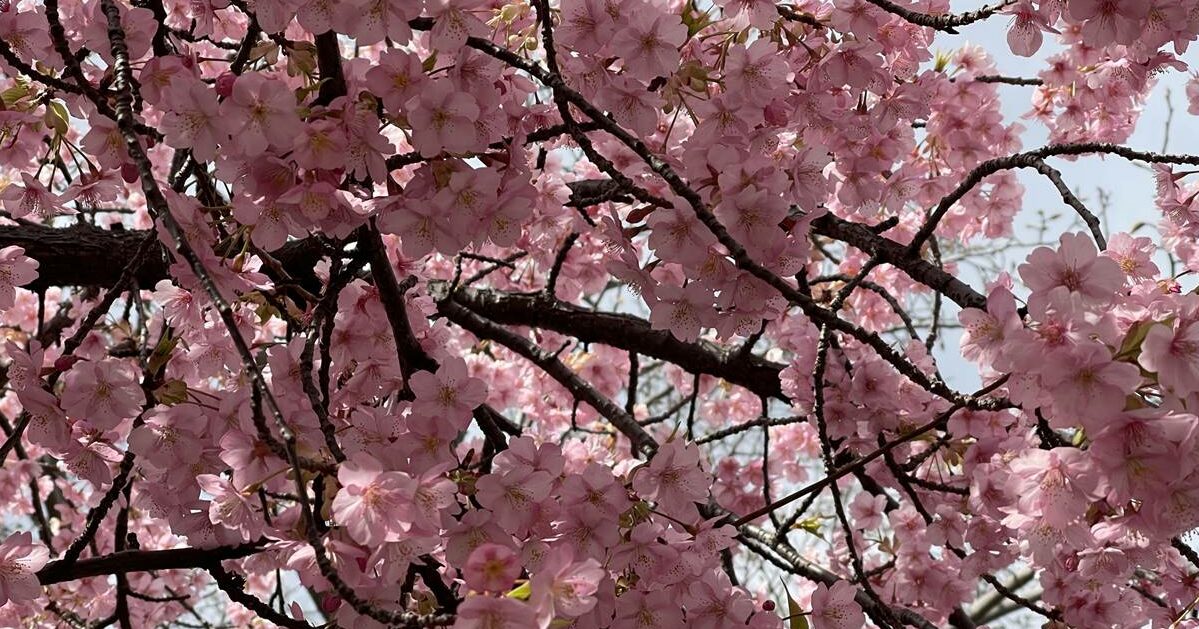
[121,163,139,184]
[53,355,82,372]
[215,72,236,99]
[762,600,776,612]
[320,593,342,614]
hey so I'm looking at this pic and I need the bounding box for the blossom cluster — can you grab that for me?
[2,0,1199,628]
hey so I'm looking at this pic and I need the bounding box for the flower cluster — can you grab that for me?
[3,0,1199,627]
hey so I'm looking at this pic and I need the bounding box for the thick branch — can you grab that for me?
[431,284,787,400]
[439,296,659,457]
[39,542,267,585]
[863,0,1012,33]
[0,222,323,290]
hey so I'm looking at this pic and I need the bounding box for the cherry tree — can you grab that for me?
[1,0,1199,627]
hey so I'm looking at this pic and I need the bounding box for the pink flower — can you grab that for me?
[66,168,123,208]
[1008,448,1098,526]
[1068,0,1148,47]
[409,357,488,427]
[80,1,156,61]
[331,452,414,545]
[631,439,710,519]
[60,359,146,431]
[232,194,304,251]
[365,49,427,113]
[1019,232,1124,306]
[647,204,719,266]
[558,462,631,519]
[219,429,280,491]
[453,595,538,629]
[611,13,686,80]
[0,173,73,221]
[464,543,521,593]
[612,589,684,628]
[127,405,206,470]
[1141,313,1199,396]
[1006,1,1054,57]
[0,532,48,607]
[817,41,885,91]
[723,0,781,27]
[20,386,71,451]
[475,466,553,536]
[291,119,349,171]
[1039,343,1141,430]
[431,167,501,236]
[1103,232,1159,280]
[683,571,754,629]
[848,492,886,530]
[242,0,297,34]
[958,286,1022,367]
[0,246,38,310]
[427,0,489,51]
[160,78,229,162]
[334,0,419,45]
[197,473,262,540]
[380,195,472,258]
[0,10,51,61]
[407,463,458,534]
[222,72,303,157]
[810,580,865,629]
[714,186,788,253]
[597,75,663,137]
[723,39,789,105]
[649,282,714,343]
[558,0,619,54]
[407,80,482,157]
[530,546,605,624]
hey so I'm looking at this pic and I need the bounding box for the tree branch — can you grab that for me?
[39,542,268,585]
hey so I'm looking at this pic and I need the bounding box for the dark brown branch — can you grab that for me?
[313,31,346,106]
[39,542,268,585]
[439,296,659,457]
[1029,157,1106,249]
[431,285,788,400]
[862,0,1012,33]
[0,221,323,291]
[207,563,315,629]
[974,75,1043,86]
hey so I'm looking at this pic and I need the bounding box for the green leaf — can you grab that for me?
[43,100,69,135]
[147,334,179,377]
[422,51,439,73]
[1,83,30,108]
[154,379,189,406]
[796,516,823,537]
[506,581,532,601]
[780,580,808,629]
[933,50,951,73]
[1114,319,1159,360]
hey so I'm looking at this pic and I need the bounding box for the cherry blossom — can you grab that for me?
[60,359,146,431]
[0,246,37,311]
[810,580,865,629]
[5,0,1199,627]
[0,532,47,607]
